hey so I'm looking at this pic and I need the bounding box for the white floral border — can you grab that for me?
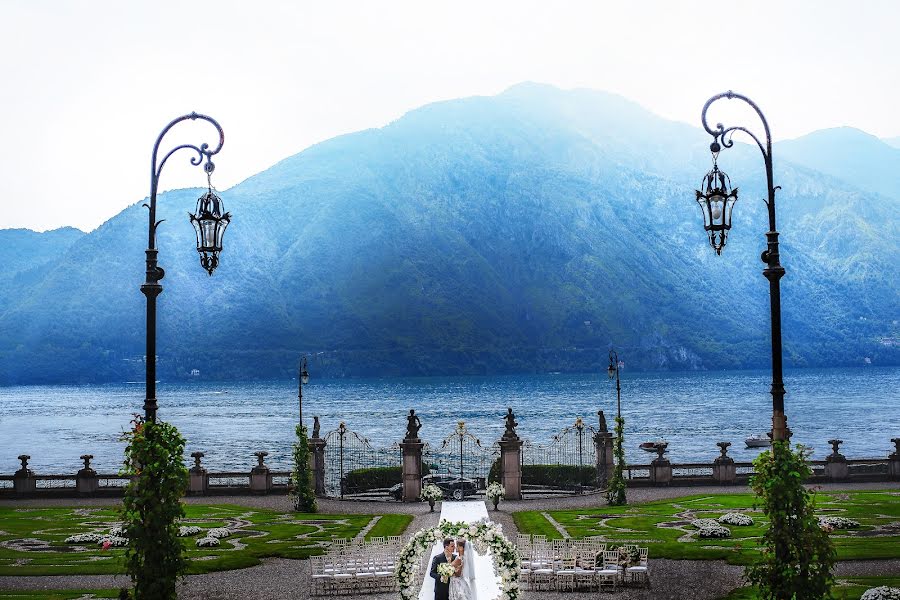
[396,519,521,600]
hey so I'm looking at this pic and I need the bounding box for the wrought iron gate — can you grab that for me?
[323,422,400,498]
[424,421,499,493]
[521,417,599,491]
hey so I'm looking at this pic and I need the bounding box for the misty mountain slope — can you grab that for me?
[0,84,897,383]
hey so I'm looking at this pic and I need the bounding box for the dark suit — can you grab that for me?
[429,552,456,600]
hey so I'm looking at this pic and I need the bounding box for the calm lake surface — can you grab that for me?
[1,367,898,474]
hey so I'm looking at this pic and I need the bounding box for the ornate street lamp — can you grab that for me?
[142,113,226,422]
[298,355,310,428]
[696,91,789,442]
[607,350,622,422]
[695,156,738,255]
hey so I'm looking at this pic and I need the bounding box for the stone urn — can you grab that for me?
[492,497,500,511]
[428,499,436,512]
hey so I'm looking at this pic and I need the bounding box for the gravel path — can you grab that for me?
[1,482,897,596]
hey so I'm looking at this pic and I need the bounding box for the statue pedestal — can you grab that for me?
[594,432,614,488]
[13,456,35,495]
[649,444,671,486]
[310,437,327,496]
[713,458,736,484]
[825,439,848,481]
[498,437,523,500]
[250,452,272,495]
[400,440,424,503]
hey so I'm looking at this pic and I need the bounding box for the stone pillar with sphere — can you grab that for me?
[400,409,425,502]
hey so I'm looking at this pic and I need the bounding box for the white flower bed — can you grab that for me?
[206,528,231,539]
[818,516,860,529]
[65,533,104,544]
[108,526,126,538]
[98,535,128,547]
[718,513,754,526]
[178,526,202,537]
[396,519,520,600]
[861,587,900,600]
[697,524,731,539]
[691,518,720,529]
[196,536,220,548]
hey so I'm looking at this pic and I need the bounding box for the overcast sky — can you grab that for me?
[1,1,898,232]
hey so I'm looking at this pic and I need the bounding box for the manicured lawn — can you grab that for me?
[513,490,900,565]
[0,504,413,577]
[719,576,900,599]
[0,592,119,599]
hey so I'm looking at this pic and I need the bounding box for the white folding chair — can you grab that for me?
[595,549,620,592]
[626,547,650,587]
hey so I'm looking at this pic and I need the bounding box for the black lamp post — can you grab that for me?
[607,350,621,422]
[696,91,788,442]
[142,113,228,422]
[298,355,310,428]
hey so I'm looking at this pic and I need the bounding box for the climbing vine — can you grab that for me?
[747,441,835,600]
[291,423,317,513]
[120,416,188,600]
[606,415,627,506]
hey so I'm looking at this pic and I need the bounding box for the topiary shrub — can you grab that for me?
[120,416,188,600]
[747,441,836,600]
[291,424,317,513]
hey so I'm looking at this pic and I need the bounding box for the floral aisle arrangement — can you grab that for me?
[421,484,443,511]
[396,519,521,600]
[861,587,900,600]
[486,482,505,509]
[718,513,754,526]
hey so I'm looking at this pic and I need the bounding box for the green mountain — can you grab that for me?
[0,83,897,383]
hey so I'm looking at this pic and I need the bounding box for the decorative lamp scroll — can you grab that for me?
[695,152,738,255]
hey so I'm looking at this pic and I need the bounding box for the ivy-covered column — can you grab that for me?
[309,419,327,497]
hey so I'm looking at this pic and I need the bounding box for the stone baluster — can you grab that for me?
[76,454,99,495]
[824,439,848,480]
[189,451,208,495]
[250,451,272,494]
[649,443,672,486]
[13,454,36,495]
[712,441,736,484]
[498,408,523,500]
[888,438,900,481]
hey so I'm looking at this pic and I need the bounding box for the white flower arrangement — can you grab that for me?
[98,535,128,547]
[65,533,104,544]
[396,519,521,600]
[818,516,860,529]
[691,518,720,529]
[718,513,754,526]
[861,587,900,600]
[486,482,505,501]
[697,524,731,538]
[178,525,202,537]
[420,484,443,502]
[437,561,455,583]
[196,536,220,547]
[206,527,231,539]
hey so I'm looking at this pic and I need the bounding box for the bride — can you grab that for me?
[449,538,477,600]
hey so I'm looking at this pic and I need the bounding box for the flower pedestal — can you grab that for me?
[428,500,435,512]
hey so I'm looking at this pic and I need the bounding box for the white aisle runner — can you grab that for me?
[418,501,502,600]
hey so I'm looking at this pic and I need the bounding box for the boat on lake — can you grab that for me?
[745,434,771,448]
[639,441,666,452]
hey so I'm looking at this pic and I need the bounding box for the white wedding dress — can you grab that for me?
[448,547,478,600]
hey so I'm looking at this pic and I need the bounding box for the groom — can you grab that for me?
[429,538,456,600]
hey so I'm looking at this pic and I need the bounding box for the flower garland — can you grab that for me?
[396,519,521,600]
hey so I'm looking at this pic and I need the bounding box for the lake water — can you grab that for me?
[1,367,898,474]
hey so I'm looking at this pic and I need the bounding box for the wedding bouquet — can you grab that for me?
[437,561,455,583]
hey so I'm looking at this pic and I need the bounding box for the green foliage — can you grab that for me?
[606,416,627,506]
[291,424,317,513]
[120,417,188,600]
[488,460,596,488]
[747,442,836,600]
[345,465,430,493]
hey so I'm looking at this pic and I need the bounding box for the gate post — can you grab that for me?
[594,410,614,487]
[400,409,424,502]
[309,417,327,496]
[498,408,523,500]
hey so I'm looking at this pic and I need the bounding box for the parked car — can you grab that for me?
[422,474,478,500]
[388,474,479,501]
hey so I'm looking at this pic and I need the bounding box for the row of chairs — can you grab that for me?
[516,535,650,591]
[309,536,406,596]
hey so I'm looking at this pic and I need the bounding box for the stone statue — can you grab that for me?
[502,407,518,440]
[598,410,608,433]
[405,409,422,441]
[312,416,321,439]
